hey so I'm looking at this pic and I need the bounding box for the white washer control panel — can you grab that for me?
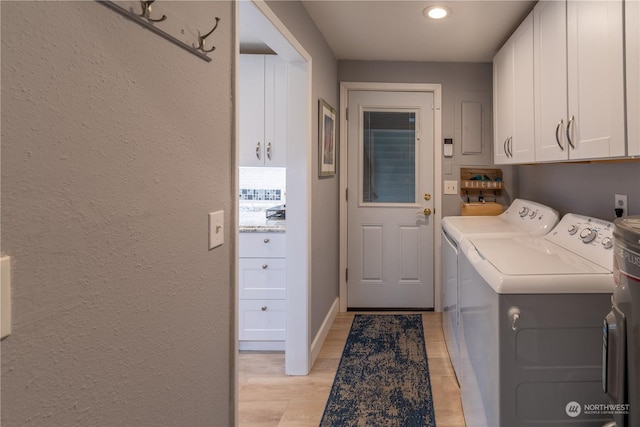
[546,213,614,270]
[502,199,560,237]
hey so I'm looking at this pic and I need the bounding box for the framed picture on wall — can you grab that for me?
[319,99,337,177]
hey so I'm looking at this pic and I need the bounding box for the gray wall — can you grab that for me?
[1,2,234,426]
[338,60,517,217]
[517,162,640,220]
[266,1,340,337]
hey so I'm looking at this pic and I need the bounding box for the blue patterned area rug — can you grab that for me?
[320,314,436,426]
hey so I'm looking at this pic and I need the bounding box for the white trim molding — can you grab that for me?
[310,297,340,366]
[238,0,313,376]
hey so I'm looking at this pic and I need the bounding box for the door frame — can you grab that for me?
[235,0,312,377]
[339,82,443,312]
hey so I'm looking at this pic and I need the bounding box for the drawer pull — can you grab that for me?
[261,306,267,311]
[262,264,268,269]
[263,238,270,243]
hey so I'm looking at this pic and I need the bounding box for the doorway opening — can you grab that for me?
[237,1,312,375]
[339,82,444,312]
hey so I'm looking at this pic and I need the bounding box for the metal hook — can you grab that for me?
[193,17,220,53]
[138,0,167,23]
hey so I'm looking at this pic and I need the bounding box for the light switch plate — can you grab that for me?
[209,211,224,249]
[444,180,458,195]
[1,256,11,339]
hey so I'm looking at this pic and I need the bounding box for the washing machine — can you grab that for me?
[458,213,615,426]
[603,216,640,427]
[441,199,559,381]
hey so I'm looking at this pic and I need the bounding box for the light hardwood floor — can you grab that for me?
[238,312,465,426]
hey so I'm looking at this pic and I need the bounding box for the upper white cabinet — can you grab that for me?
[493,13,535,164]
[534,0,625,162]
[627,0,640,157]
[239,54,287,167]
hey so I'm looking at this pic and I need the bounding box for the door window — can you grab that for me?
[361,111,417,204]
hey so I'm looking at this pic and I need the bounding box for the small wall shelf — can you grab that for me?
[460,168,503,195]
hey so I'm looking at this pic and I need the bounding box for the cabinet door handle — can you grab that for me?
[266,142,272,161]
[262,264,268,269]
[261,306,267,311]
[263,238,270,243]
[555,119,565,150]
[566,115,575,149]
[508,137,513,158]
[256,142,261,160]
[504,138,509,157]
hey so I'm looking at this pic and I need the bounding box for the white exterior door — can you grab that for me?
[347,90,435,309]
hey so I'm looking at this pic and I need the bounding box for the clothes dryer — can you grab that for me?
[441,199,558,381]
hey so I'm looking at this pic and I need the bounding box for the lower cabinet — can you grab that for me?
[238,232,286,351]
[238,299,286,342]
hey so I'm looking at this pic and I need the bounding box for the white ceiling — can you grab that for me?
[300,0,536,62]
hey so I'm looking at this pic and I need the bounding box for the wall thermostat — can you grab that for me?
[444,138,453,157]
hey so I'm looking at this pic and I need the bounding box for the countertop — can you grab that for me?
[239,211,286,233]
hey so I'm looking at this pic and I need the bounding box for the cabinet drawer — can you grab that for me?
[239,258,286,299]
[239,233,285,258]
[238,299,286,341]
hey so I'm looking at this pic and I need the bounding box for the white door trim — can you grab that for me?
[339,82,443,312]
[236,0,313,378]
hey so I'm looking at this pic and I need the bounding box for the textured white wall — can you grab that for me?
[1,2,234,426]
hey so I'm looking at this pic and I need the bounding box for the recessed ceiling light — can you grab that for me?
[423,5,451,20]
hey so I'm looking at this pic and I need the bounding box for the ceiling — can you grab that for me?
[299,0,536,62]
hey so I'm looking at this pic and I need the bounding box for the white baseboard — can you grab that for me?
[310,297,339,366]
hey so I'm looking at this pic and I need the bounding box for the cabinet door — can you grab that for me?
[534,0,569,162]
[264,55,287,167]
[239,55,266,167]
[510,13,535,163]
[494,12,534,165]
[238,299,286,341]
[238,258,286,300]
[567,0,625,159]
[627,0,640,157]
[493,41,513,164]
[239,232,286,258]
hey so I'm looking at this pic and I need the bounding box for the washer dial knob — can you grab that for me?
[580,228,597,243]
[602,237,613,249]
[567,224,579,235]
[529,210,537,219]
[519,207,529,217]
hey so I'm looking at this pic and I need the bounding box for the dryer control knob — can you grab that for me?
[568,224,579,235]
[602,237,613,249]
[519,207,529,217]
[529,210,537,219]
[581,228,597,243]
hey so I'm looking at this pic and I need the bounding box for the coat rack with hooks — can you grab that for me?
[97,0,220,63]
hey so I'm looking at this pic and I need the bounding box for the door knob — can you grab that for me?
[423,208,432,216]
